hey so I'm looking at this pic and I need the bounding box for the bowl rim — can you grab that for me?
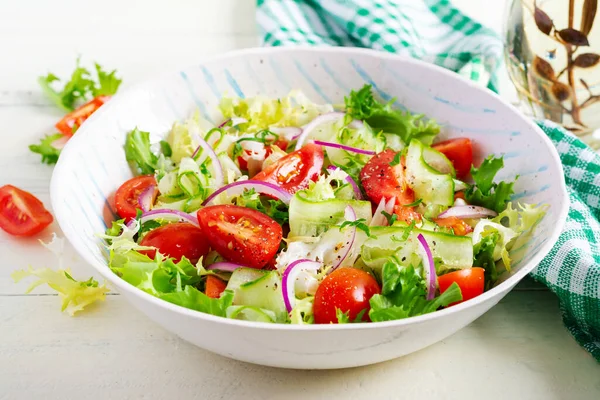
[51,46,569,331]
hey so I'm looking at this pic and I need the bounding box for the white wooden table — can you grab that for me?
[1,1,599,399]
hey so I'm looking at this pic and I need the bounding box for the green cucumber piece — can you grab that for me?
[405,139,454,207]
[226,268,286,316]
[361,226,473,274]
[288,196,373,237]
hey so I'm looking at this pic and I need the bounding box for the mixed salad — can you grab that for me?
[102,85,546,324]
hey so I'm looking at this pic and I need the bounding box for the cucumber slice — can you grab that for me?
[226,268,287,317]
[361,226,473,274]
[423,147,455,177]
[406,139,454,207]
[226,305,277,323]
[288,195,373,237]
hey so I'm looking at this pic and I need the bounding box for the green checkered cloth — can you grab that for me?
[257,0,600,361]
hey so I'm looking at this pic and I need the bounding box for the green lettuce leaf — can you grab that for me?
[92,63,122,96]
[159,287,234,317]
[344,85,440,146]
[125,128,159,175]
[369,257,462,322]
[234,188,289,225]
[473,231,500,290]
[12,266,109,316]
[465,156,516,213]
[29,133,64,164]
[38,59,121,111]
[290,296,315,324]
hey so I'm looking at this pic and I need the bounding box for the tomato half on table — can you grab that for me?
[139,222,210,264]
[438,267,485,306]
[114,175,157,221]
[360,149,421,224]
[55,96,111,136]
[0,185,53,236]
[313,267,381,324]
[252,143,323,194]
[197,205,283,269]
[432,138,473,180]
[205,275,228,299]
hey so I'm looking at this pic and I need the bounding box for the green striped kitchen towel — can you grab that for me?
[257,0,600,361]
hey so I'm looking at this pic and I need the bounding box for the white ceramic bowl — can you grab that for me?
[51,47,568,369]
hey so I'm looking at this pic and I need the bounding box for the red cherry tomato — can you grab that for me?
[0,185,53,237]
[205,275,228,298]
[432,138,473,180]
[253,143,323,194]
[360,149,421,224]
[138,222,210,264]
[438,267,485,306]
[197,205,283,269]
[434,216,473,236]
[55,96,110,136]
[114,175,157,221]
[313,268,381,324]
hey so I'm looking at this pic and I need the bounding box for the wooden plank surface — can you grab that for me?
[0,0,598,399]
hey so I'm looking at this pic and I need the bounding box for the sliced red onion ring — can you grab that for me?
[294,112,348,150]
[326,165,363,200]
[330,205,357,271]
[218,117,247,128]
[437,205,497,219]
[269,126,302,141]
[190,133,224,187]
[371,198,388,227]
[125,209,199,229]
[206,261,244,272]
[281,259,322,313]
[416,233,436,301]
[137,185,157,213]
[202,180,292,206]
[313,140,376,156]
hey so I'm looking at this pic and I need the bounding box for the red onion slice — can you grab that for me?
[326,165,363,200]
[137,185,157,213]
[125,209,199,229]
[190,133,224,187]
[330,205,357,271]
[371,198,388,227]
[314,140,376,156]
[437,205,497,219]
[206,261,244,272]
[218,117,247,128]
[294,112,346,150]
[416,233,436,301]
[269,126,302,141]
[202,180,292,206]
[281,259,322,313]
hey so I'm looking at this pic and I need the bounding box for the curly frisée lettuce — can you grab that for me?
[11,234,109,315]
[220,90,333,131]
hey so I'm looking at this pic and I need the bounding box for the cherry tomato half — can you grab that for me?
[313,268,381,324]
[432,138,473,180]
[253,143,323,194]
[0,185,53,237]
[438,267,485,306]
[55,96,110,136]
[139,222,210,264]
[197,205,283,269]
[434,216,473,236]
[360,149,421,224]
[205,275,227,299]
[114,175,157,221]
